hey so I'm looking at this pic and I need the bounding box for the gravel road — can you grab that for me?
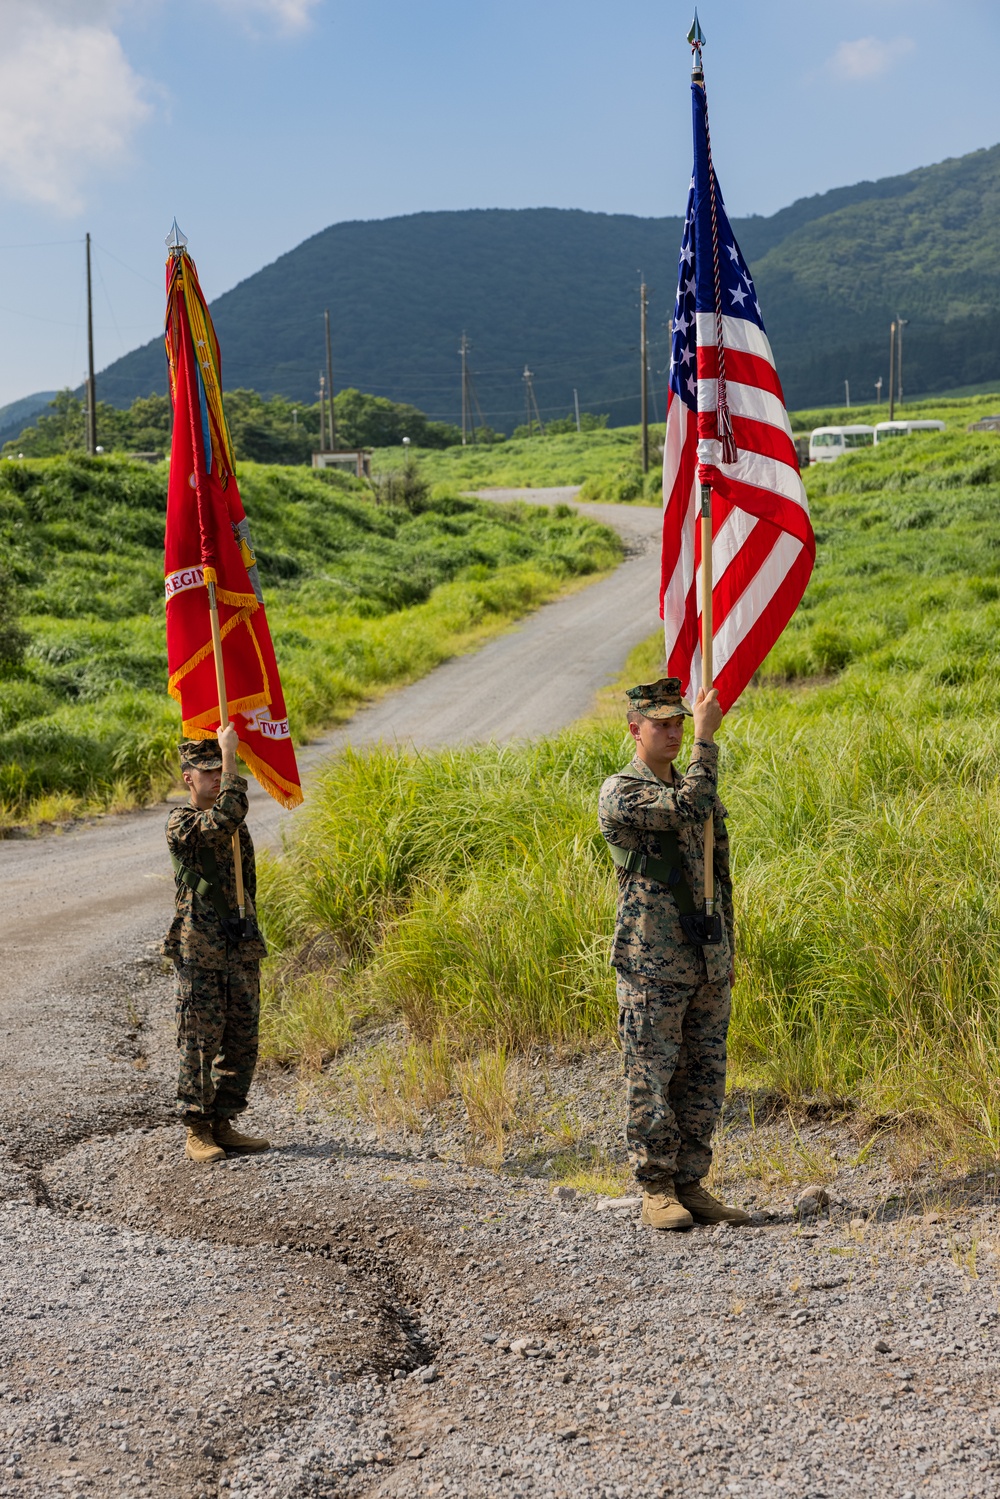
[2,489,998,1498]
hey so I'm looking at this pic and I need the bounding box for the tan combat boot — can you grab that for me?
[185,1118,226,1164]
[676,1180,751,1226]
[212,1117,270,1153]
[641,1182,694,1231]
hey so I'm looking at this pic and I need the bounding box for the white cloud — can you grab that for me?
[210,0,322,33]
[829,35,916,82]
[0,3,150,213]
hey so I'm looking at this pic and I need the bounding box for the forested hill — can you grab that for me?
[96,143,1000,425]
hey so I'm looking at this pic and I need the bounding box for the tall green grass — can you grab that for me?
[260,688,1000,1155]
[259,730,622,1049]
[260,420,1000,1159]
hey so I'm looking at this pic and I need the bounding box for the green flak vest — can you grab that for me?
[606,831,700,915]
[170,846,234,924]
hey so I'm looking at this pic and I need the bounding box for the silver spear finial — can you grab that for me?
[688,10,706,80]
[165,219,188,256]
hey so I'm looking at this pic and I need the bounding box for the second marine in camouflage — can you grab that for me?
[599,677,749,1230]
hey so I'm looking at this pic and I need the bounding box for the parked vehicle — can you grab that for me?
[873,420,946,443]
[808,425,875,463]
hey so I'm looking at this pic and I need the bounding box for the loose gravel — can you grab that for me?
[3,952,1000,1499]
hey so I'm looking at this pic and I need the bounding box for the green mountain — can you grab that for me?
[94,144,1000,425]
[753,144,1000,404]
[0,391,57,448]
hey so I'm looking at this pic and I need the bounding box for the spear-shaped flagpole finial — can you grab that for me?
[165,219,188,257]
[688,10,706,80]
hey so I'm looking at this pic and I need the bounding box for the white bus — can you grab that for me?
[808,425,875,464]
[873,420,946,444]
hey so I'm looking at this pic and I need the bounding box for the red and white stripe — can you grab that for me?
[661,313,815,712]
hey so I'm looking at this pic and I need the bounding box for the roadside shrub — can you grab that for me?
[0,567,28,667]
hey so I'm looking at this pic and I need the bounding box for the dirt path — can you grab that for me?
[2,490,996,1499]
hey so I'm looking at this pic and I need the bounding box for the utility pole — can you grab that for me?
[522,366,543,435]
[640,278,650,473]
[318,373,327,453]
[324,309,337,451]
[573,388,581,433]
[85,232,97,456]
[460,332,470,446]
[888,322,896,422]
[896,318,908,408]
[844,379,850,409]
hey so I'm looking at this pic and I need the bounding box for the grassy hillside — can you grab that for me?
[260,421,1000,1165]
[374,392,1000,503]
[94,146,1000,426]
[789,390,1000,435]
[373,425,661,500]
[0,457,619,823]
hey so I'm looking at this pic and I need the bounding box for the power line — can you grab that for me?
[0,238,82,250]
[241,351,667,396]
[92,240,161,289]
[92,243,128,359]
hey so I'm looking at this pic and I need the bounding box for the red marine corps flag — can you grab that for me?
[163,222,303,809]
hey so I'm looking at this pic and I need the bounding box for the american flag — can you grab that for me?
[661,78,815,713]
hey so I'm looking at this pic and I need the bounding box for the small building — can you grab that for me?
[968,415,1000,433]
[312,449,372,479]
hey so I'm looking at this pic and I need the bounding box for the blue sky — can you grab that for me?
[1,0,998,408]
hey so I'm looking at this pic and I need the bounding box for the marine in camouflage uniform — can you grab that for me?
[598,678,748,1229]
[162,732,270,1163]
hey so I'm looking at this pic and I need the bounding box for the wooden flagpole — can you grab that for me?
[167,225,247,928]
[690,12,716,925]
[700,481,715,919]
[205,581,247,926]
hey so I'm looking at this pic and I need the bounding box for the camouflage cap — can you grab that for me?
[625,677,693,720]
[179,738,223,770]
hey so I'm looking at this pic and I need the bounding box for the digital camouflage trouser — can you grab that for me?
[616,967,731,1186]
[174,961,261,1121]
